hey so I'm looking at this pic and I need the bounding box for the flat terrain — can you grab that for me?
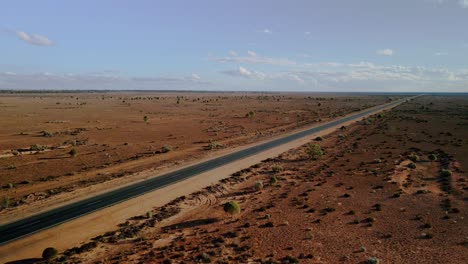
[37,95,466,264]
[0,92,393,219]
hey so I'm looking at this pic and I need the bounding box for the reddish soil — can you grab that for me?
[43,95,467,264]
[0,92,393,215]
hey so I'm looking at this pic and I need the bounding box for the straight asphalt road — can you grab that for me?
[0,96,418,245]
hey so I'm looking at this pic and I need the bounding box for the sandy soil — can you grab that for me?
[19,95,466,264]
[0,92,394,219]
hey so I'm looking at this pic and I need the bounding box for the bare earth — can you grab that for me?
[32,95,466,264]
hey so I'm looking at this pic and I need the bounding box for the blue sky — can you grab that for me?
[1,0,467,92]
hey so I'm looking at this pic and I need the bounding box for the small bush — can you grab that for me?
[146,211,153,219]
[245,111,255,118]
[269,176,278,185]
[69,148,77,157]
[254,181,264,191]
[271,164,283,173]
[367,257,380,264]
[42,247,58,260]
[314,136,323,141]
[306,143,324,160]
[409,154,420,162]
[161,145,172,153]
[143,115,149,123]
[30,144,46,151]
[42,131,53,137]
[407,162,417,169]
[1,196,10,209]
[428,154,437,161]
[223,201,241,215]
[440,169,452,178]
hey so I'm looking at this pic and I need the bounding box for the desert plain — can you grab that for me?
[0,92,467,263]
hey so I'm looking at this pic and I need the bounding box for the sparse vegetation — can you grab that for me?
[428,153,437,161]
[143,115,149,123]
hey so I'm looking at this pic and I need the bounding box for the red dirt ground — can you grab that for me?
[44,95,467,263]
[0,92,394,216]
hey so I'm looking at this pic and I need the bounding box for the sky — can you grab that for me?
[1,0,468,92]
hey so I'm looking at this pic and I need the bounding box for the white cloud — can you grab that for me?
[228,50,238,56]
[247,50,257,57]
[212,51,297,66]
[261,29,272,34]
[459,0,468,8]
[220,66,266,79]
[434,52,448,56]
[15,31,54,46]
[376,48,394,56]
[191,73,201,80]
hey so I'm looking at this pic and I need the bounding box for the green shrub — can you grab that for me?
[306,143,324,160]
[407,162,417,169]
[42,247,58,260]
[223,201,241,215]
[143,115,149,123]
[428,154,437,161]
